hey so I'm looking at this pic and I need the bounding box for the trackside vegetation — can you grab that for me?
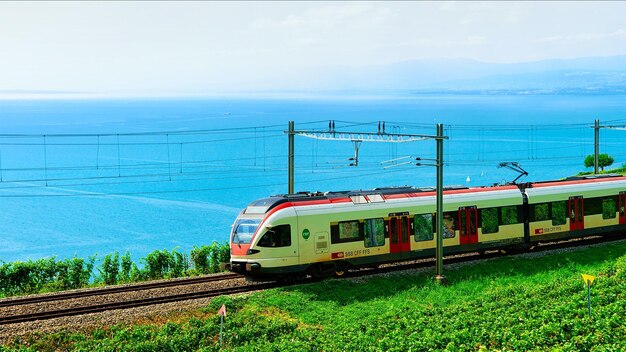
[577,162,626,176]
[5,241,626,351]
[0,242,230,297]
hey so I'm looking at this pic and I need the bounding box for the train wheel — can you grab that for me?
[334,262,349,277]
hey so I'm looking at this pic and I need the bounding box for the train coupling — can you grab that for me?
[246,262,261,272]
[226,261,261,275]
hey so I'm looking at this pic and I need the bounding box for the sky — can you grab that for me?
[2,1,626,95]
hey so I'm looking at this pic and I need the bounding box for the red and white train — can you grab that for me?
[225,175,626,279]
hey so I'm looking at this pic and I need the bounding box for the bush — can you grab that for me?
[0,256,96,296]
[190,243,230,275]
[0,242,230,297]
[190,246,211,274]
[64,256,94,289]
[99,252,120,285]
[142,249,175,280]
[119,252,132,283]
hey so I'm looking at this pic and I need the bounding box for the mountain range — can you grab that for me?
[312,55,626,94]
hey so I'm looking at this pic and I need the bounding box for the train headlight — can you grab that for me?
[246,248,260,255]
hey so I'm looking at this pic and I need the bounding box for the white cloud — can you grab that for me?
[577,29,626,41]
[536,35,564,43]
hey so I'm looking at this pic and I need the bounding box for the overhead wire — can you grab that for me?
[0,167,421,198]
[1,119,624,196]
[0,160,415,191]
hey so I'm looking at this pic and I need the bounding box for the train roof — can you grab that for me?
[244,185,490,214]
[529,173,626,188]
[242,174,626,215]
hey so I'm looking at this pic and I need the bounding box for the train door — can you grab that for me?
[458,206,478,245]
[568,196,584,231]
[389,216,410,253]
[619,192,626,225]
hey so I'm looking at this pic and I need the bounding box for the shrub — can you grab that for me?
[170,249,189,278]
[0,242,230,297]
[99,252,120,285]
[190,242,230,275]
[190,246,210,274]
[120,252,132,283]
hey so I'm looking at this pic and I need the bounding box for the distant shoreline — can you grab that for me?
[2,88,626,101]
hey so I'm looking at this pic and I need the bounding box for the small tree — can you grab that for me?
[584,154,614,171]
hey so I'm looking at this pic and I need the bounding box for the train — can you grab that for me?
[224,174,626,279]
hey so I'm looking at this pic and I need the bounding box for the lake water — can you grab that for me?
[0,94,625,262]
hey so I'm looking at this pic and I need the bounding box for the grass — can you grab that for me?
[5,240,626,351]
[576,164,626,176]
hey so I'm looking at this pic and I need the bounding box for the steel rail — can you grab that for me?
[0,272,242,308]
[0,282,283,325]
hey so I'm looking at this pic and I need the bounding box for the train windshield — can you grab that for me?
[231,218,261,245]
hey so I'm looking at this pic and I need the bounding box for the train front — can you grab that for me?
[223,196,298,279]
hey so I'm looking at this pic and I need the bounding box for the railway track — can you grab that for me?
[0,281,284,325]
[0,235,623,326]
[0,272,242,308]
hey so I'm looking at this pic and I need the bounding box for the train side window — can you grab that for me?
[257,225,291,248]
[414,214,434,242]
[432,213,456,238]
[481,208,499,234]
[443,212,456,238]
[602,197,617,219]
[364,218,385,247]
[584,197,603,216]
[551,201,567,226]
[339,221,361,240]
[500,206,520,225]
[531,203,550,222]
[330,221,364,244]
[390,219,398,244]
[401,217,409,243]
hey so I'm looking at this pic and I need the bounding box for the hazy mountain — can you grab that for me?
[316,55,626,94]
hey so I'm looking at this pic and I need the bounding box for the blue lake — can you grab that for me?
[0,94,625,262]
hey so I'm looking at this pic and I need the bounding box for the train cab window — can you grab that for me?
[364,218,385,247]
[603,197,617,219]
[531,203,550,222]
[480,208,499,234]
[501,206,520,225]
[414,214,434,242]
[552,201,567,226]
[257,225,291,248]
[231,218,261,245]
